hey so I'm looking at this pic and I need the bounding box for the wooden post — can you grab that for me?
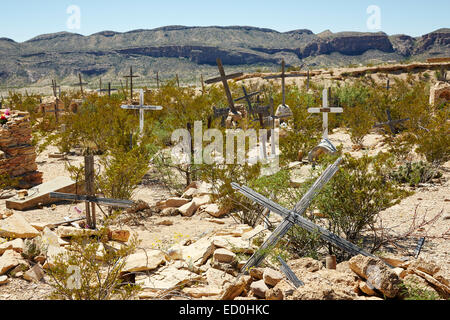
[205,58,243,115]
[200,74,205,94]
[156,71,160,89]
[84,155,96,229]
[176,74,180,88]
[325,255,337,270]
[108,82,112,97]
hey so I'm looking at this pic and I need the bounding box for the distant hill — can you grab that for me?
[0,26,449,87]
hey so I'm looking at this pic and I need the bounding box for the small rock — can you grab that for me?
[108,229,130,242]
[0,213,40,239]
[0,275,8,285]
[178,201,200,217]
[263,268,284,287]
[122,250,166,273]
[349,255,401,298]
[160,207,178,216]
[0,238,24,254]
[157,220,173,226]
[23,263,45,282]
[393,267,407,279]
[220,275,251,300]
[359,281,378,296]
[0,249,28,275]
[266,287,284,300]
[249,267,264,280]
[213,248,236,264]
[203,203,228,218]
[167,245,183,261]
[250,280,269,299]
[57,226,98,238]
[407,258,440,276]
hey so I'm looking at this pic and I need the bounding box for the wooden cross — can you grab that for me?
[200,74,205,94]
[46,80,65,123]
[50,155,134,230]
[124,66,139,101]
[156,71,160,89]
[373,108,409,136]
[231,157,387,273]
[212,106,230,127]
[73,73,88,98]
[264,59,304,106]
[97,82,117,97]
[121,89,163,135]
[308,88,343,139]
[234,86,260,117]
[205,58,243,115]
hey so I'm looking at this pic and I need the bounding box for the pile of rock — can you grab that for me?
[132,223,449,300]
[38,96,64,114]
[0,109,43,188]
[0,211,130,286]
[154,181,229,218]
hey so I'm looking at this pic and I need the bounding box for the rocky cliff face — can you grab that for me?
[0,26,449,86]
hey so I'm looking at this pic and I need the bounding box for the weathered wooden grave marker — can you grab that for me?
[212,106,230,127]
[124,66,139,102]
[205,58,243,115]
[121,89,163,135]
[414,237,426,259]
[373,108,410,136]
[98,82,117,97]
[156,71,160,89]
[264,59,303,119]
[234,86,260,117]
[308,88,343,139]
[47,80,65,122]
[50,155,134,229]
[277,256,304,288]
[73,73,89,98]
[232,157,388,273]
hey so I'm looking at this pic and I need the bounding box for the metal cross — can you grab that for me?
[205,58,243,115]
[231,157,388,273]
[121,89,163,135]
[124,66,139,101]
[373,108,410,136]
[308,88,343,139]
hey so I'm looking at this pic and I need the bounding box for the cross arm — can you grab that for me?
[121,105,163,110]
[50,192,134,208]
[205,72,244,84]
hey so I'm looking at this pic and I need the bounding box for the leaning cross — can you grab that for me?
[234,86,260,117]
[121,89,163,135]
[373,109,410,136]
[205,58,243,115]
[308,88,343,139]
[232,157,385,273]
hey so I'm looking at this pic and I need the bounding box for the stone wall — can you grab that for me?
[0,109,43,188]
[430,81,450,105]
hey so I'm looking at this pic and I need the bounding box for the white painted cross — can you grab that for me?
[308,89,343,139]
[121,89,163,135]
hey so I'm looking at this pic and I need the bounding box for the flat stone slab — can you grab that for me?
[6,176,80,211]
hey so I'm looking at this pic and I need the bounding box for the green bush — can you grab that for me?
[390,161,442,187]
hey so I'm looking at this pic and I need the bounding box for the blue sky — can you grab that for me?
[0,0,448,42]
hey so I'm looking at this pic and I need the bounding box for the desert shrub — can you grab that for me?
[399,280,440,300]
[281,153,411,260]
[0,173,19,195]
[390,161,442,187]
[46,227,141,300]
[96,143,155,201]
[313,154,410,243]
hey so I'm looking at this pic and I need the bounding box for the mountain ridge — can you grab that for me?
[0,26,448,87]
